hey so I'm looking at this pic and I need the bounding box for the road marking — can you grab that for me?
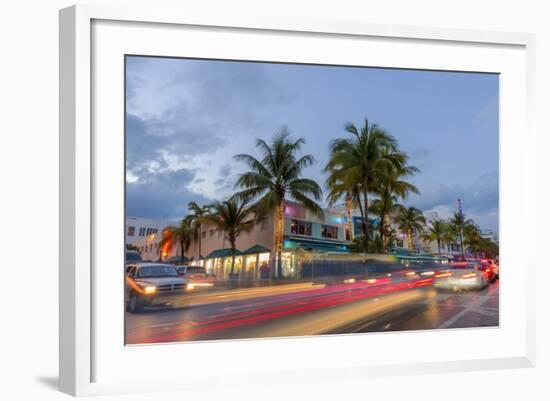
[437,284,499,329]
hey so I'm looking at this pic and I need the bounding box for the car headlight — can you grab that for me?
[144,285,156,294]
[187,283,195,290]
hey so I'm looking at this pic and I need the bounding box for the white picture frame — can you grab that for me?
[59,4,536,397]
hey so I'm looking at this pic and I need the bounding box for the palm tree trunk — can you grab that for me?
[459,229,465,257]
[407,228,413,250]
[275,201,285,278]
[180,239,185,264]
[356,193,367,239]
[230,239,236,277]
[201,224,202,266]
[345,192,353,241]
[379,186,388,245]
[437,239,441,258]
[363,189,370,252]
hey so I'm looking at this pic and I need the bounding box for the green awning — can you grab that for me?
[242,244,271,255]
[206,248,242,259]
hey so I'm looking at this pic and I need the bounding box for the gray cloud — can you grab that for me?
[126,168,211,220]
[126,58,297,218]
[125,111,227,172]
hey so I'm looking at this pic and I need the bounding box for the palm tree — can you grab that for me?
[187,201,211,265]
[395,206,426,251]
[368,194,401,248]
[463,222,483,258]
[372,147,419,248]
[442,224,457,254]
[162,219,193,264]
[157,228,172,262]
[324,119,399,252]
[421,219,448,258]
[449,212,474,257]
[233,130,324,278]
[200,198,256,277]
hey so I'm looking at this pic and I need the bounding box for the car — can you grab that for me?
[479,260,497,283]
[481,258,499,279]
[125,263,189,313]
[176,265,216,289]
[126,250,143,266]
[433,262,489,292]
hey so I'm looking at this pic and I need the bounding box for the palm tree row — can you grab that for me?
[157,118,495,277]
[420,213,498,259]
[160,120,421,271]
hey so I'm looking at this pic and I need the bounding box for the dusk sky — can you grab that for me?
[126,56,499,232]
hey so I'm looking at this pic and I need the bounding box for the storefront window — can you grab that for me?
[234,256,243,275]
[213,258,223,277]
[205,259,213,275]
[245,255,257,279]
[281,252,295,277]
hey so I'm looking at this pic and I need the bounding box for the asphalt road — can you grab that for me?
[125,279,499,344]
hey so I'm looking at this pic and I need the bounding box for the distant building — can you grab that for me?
[125,216,176,245]
[481,230,499,244]
[424,211,440,225]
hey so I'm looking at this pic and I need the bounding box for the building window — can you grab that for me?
[127,226,135,236]
[321,225,338,239]
[290,220,312,236]
[210,229,215,237]
[345,228,350,241]
[202,231,206,238]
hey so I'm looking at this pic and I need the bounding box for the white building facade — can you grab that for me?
[126,216,176,245]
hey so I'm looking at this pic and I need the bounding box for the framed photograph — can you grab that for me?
[59,4,536,396]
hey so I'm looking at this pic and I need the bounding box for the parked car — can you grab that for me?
[125,250,143,267]
[125,263,189,313]
[176,265,216,289]
[433,262,489,292]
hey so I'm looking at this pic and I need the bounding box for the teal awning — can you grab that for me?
[206,248,242,259]
[242,244,271,255]
[285,237,349,253]
[395,254,437,261]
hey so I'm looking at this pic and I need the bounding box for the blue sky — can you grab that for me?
[126,56,499,231]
